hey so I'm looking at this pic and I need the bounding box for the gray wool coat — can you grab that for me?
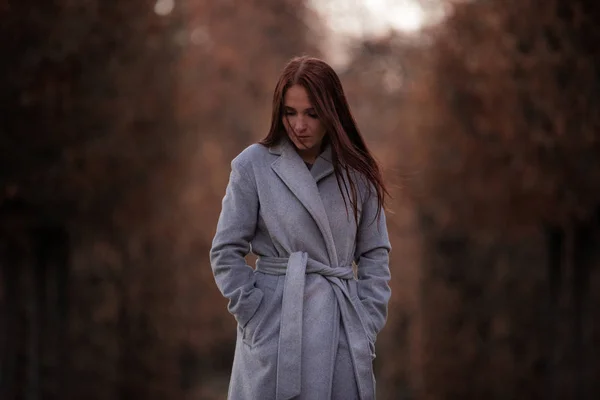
[210,138,391,400]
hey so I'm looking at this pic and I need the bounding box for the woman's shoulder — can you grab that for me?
[231,143,271,168]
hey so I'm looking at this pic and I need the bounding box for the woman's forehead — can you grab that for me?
[283,85,313,109]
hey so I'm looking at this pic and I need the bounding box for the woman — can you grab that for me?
[210,56,391,400]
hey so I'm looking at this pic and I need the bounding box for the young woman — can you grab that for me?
[210,56,391,400]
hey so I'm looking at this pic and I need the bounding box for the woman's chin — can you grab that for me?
[292,140,313,150]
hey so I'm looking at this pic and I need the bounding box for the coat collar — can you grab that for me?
[269,138,339,266]
[268,138,334,183]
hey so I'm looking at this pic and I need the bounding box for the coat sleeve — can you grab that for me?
[210,156,263,328]
[354,188,392,340]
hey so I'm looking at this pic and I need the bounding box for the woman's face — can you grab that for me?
[282,84,327,160]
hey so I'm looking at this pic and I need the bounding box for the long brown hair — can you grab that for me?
[260,55,388,223]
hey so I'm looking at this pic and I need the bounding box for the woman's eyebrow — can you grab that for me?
[283,105,315,112]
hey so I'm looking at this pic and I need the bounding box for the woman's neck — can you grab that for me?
[295,138,328,164]
[297,148,320,164]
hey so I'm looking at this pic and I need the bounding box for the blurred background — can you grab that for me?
[1,0,599,398]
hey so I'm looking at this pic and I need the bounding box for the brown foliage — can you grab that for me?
[412,0,600,230]
[396,1,600,398]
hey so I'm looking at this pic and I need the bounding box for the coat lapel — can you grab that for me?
[310,144,334,183]
[270,139,339,266]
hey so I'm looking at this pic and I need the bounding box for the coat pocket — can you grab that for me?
[242,273,282,347]
[351,295,377,360]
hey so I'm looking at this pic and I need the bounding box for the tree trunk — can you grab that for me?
[544,225,565,400]
[572,211,597,400]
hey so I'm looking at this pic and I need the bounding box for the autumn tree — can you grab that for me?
[402,0,600,398]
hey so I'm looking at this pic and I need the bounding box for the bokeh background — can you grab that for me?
[2,0,599,399]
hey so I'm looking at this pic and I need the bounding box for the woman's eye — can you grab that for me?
[308,113,318,119]
[284,110,295,116]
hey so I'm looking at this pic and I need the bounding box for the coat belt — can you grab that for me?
[256,252,375,400]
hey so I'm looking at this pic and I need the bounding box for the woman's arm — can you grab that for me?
[354,189,392,341]
[210,155,263,328]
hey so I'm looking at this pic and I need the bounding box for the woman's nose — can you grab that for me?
[294,116,307,132]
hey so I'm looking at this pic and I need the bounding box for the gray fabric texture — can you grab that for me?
[210,138,392,400]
